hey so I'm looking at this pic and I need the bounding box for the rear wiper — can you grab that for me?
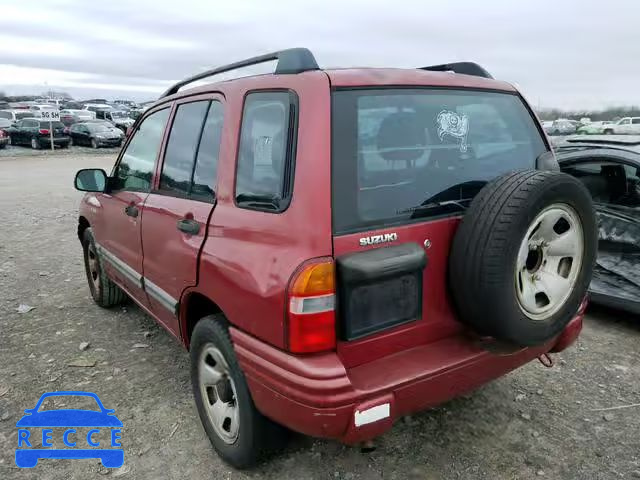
[235,193,281,210]
[405,199,471,218]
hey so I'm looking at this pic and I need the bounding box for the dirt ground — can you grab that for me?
[1,151,639,480]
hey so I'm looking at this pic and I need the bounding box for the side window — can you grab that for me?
[620,118,631,125]
[632,118,640,125]
[567,161,640,207]
[192,102,223,201]
[160,101,210,196]
[112,108,170,192]
[0,112,10,120]
[235,91,296,211]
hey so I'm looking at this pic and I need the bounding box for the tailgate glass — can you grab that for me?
[331,88,547,234]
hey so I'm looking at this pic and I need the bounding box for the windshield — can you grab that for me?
[331,88,547,233]
[37,395,101,412]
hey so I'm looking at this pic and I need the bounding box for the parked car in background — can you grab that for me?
[0,118,10,149]
[113,99,138,109]
[68,122,124,148]
[29,104,59,118]
[0,109,36,123]
[60,109,96,125]
[604,117,640,135]
[541,120,555,134]
[101,109,134,131]
[6,118,70,149]
[547,119,577,136]
[557,135,640,314]
[62,101,85,110]
[577,121,616,135]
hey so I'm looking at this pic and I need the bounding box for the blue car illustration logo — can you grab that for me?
[15,391,123,468]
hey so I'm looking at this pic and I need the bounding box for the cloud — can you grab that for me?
[1,0,638,108]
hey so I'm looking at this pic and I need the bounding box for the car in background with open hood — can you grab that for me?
[556,135,640,314]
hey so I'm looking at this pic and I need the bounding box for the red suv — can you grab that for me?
[74,48,596,468]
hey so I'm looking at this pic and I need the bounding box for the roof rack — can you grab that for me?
[420,62,493,79]
[160,48,319,98]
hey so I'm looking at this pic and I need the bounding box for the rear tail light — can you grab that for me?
[286,259,336,353]
[39,129,49,135]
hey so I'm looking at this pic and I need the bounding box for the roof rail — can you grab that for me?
[160,48,319,98]
[420,62,493,79]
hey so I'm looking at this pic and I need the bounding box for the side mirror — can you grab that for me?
[75,168,107,192]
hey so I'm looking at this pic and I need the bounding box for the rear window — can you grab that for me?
[331,89,547,233]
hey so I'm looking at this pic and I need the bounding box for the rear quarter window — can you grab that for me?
[235,91,297,212]
[331,88,547,233]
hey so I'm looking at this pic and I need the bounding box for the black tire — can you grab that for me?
[190,316,287,468]
[31,137,40,150]
[604,129,613,135]
[91,138,98,149]
[69,137,74,147]
[82,228,127,308]
[449,170,597,346]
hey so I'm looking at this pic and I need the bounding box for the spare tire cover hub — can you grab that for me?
[515,203,584,320]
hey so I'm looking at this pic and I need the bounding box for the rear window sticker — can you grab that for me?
[436,110,469,152]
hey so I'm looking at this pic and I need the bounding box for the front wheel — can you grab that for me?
[604,129,614,135]
[31,137,40,149]
[91,138,98,149]
[191,316,287,468]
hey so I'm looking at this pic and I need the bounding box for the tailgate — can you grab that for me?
[330,87,547,368]
[333,218,463,368]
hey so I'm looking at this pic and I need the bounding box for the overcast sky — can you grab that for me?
[1,0,637,109]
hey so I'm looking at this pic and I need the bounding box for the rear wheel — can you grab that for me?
[191,316,287,468]
[91,138,98,149]
[449,170,597,346]
[604,129,614,135]
[82,228,127,308]
[69,137,74,147]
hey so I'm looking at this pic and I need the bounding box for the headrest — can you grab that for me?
[376,111,426,162]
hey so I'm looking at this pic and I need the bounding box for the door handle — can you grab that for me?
[124,204,139,217]
[177,218,200,235]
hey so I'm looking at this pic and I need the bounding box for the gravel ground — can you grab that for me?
[1,152,640,480]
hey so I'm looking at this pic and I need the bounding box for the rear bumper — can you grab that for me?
[38,137,70,147]
[231,313,584,443]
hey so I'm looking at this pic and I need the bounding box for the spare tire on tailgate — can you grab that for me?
[449,170,597,346]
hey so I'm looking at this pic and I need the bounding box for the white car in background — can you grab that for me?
[60,109,96,125]
[605,117,640,135]
[0,109,35,123]
[29,104,60,119]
